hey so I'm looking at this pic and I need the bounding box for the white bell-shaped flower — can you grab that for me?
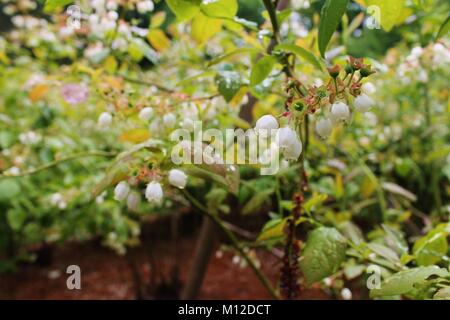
[145,181,163,204]
[330,102,350,123]
[255,115,279,136]
[114,181,130,201]
[98,112,112,128]
[139,107,153,121]
[354,94,374,112]
[168,169,188,189]
[361,82,376,95]
[163,113,176,128]
[276,127,302,160]
[315,118,333,139]
[127,192,141,211]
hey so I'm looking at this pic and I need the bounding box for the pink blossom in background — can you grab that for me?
[60,83,89,104]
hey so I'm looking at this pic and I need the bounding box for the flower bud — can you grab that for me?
[98,112,112,128]
[145,181,163,204]
[114,181,130,201]
[327,65,341,78]
[315,118,333,139]
[139,107,153,121]
[330,102,350,123]
[344,64,353,74]
[354,93,374,112]
[360,66,376,78]
[168,169,187,189]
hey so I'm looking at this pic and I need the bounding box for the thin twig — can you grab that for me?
[0,151,117,180]
[120,75,175,93]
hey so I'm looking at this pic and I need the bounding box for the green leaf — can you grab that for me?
[166,0,201,21]
[208,47,261,67]
[274,43,324,71]
[7,209,26,231]
[242,189,274,215]
[215,71,241,102]
[367,243,400,264]
[200,0,238,18]
[437,15,450,40]
[318,0,349,58]
[370,267,450,298]
[250,56,277,86]
[44,0,73,13]
[299,227,347,285]
[0,179,21,202]
[413,226,449,266]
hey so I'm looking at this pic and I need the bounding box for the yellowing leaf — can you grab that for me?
[147,29,171,51]
[191,12,222,45]
[29,84,49,102]
[103,55,118,74]
[150,11,166,28]
[361,175,376,197]
[364,0,409,31]
[335,173,344,199]
[119,129,151,143]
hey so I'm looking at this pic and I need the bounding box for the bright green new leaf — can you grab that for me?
[191,12,222,45]
[364,0,408,32]
[299,227,347,285]
[166,0,201,21]
[318,0,349,58]
[201,0,238,18]
[44,0,73,12]
[274,43,324,71]
[0,179,21,202]
[413,225,449,266]
[370,267,450,298]
[250,56,277,86]
[150,11,167,29]
[257,218,287,242]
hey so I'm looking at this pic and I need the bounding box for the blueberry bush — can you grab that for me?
[0,0,449,300]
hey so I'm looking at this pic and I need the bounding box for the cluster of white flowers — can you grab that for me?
[254,115,303,161]
[136,0,155,14]
[19,131,42,145]
[50,193,68,210]
[317,85,375,139]
[112,169,188,209]
[398,42,450,84]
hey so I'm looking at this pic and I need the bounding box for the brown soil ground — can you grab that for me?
[0,234,336,300]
